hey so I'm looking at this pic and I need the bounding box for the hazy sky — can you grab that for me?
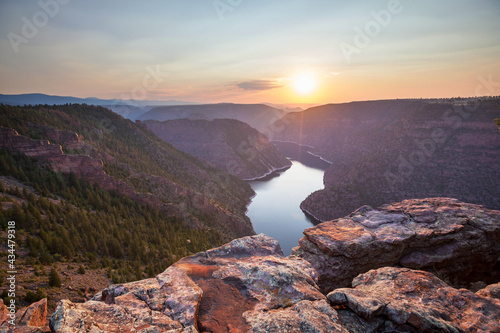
[1,0,499,104]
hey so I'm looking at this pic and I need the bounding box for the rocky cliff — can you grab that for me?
[6,198,498,333]
[293,197,500,293]
[268,98,500,221]
[144,119,292,180]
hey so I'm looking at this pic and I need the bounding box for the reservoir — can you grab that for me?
[246,142,330,255]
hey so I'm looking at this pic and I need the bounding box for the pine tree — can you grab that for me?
[49,267,62,287]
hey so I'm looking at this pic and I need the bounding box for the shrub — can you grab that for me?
[48,268,61,288]
[77,265,86,275]
[25,289,46,303]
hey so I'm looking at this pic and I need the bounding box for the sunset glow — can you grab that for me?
[0,1,499,104]
[292,73,318,96]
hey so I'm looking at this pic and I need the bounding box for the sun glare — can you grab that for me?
[292,73,317,95]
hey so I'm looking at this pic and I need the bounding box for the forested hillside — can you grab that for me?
[0,104,255,310]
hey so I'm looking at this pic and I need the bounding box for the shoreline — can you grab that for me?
[271,140,333,165]
[306,151,333,164]
[299,204,327,224]
[242,163,292,181]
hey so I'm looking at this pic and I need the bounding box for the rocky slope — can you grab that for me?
[144,119,292,180]
[268,98,500,221]
[6,198,499,332]
[137,103,288,131]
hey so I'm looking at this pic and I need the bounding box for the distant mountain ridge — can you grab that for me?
[144,119,292,180]
[0,93,196,107]
[137,103,289,131]
[0,93,198,121]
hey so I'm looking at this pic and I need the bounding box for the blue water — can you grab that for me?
[247,142,329,255]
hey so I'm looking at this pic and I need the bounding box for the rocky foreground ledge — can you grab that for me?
[3,198,500,332]
[293,197,500,293]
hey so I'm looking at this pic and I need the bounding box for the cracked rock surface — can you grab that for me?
[293,198,500,293]
[328,267,500,333]
[46,198,500,332]
[50,234,344,332]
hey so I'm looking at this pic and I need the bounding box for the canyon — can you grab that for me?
[269,98,500,221]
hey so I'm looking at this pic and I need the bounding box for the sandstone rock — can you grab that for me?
[0,127,63,158]
[243,300,349,333]
[50,234,343,332]
[293,198,500,292]
[328,267,500,333]
[15,298,47,327]
[0,298,50,333]
[476,282,500,302]
[0,300,8,326]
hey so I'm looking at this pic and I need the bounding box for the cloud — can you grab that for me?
[237,80,283,91]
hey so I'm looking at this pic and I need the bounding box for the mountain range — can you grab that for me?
[137,103,289,131]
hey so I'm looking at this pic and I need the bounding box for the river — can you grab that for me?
[246,142,330,255]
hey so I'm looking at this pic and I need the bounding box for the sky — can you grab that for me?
[0,0,499,104]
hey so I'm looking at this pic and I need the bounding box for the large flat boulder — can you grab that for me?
[328,267,500,333]
[293,198,500,292]
[50,234,345,332]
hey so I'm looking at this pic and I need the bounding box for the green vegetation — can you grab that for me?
[0,148,224,280]
[49,268,61,288]
[0,103,256,283]
[77,265,86,275]
[0,104,253,214]
[25,289,47,303]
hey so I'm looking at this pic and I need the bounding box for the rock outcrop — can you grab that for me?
[293,197,500,293]
[49,234,347,332]
[0,298,49,333]
[144,119,292,180]
[48,231,500,333]
[4,198,496,332]
[329,267,500,333]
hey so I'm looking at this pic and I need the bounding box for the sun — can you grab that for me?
[292,73,317,95]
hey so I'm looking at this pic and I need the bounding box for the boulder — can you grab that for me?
[0,298,49,333]
[50,234,344,332]
[328,267,500,333]
[0,300,8,326]
[293,198,500,292]
[15,298,47,327]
